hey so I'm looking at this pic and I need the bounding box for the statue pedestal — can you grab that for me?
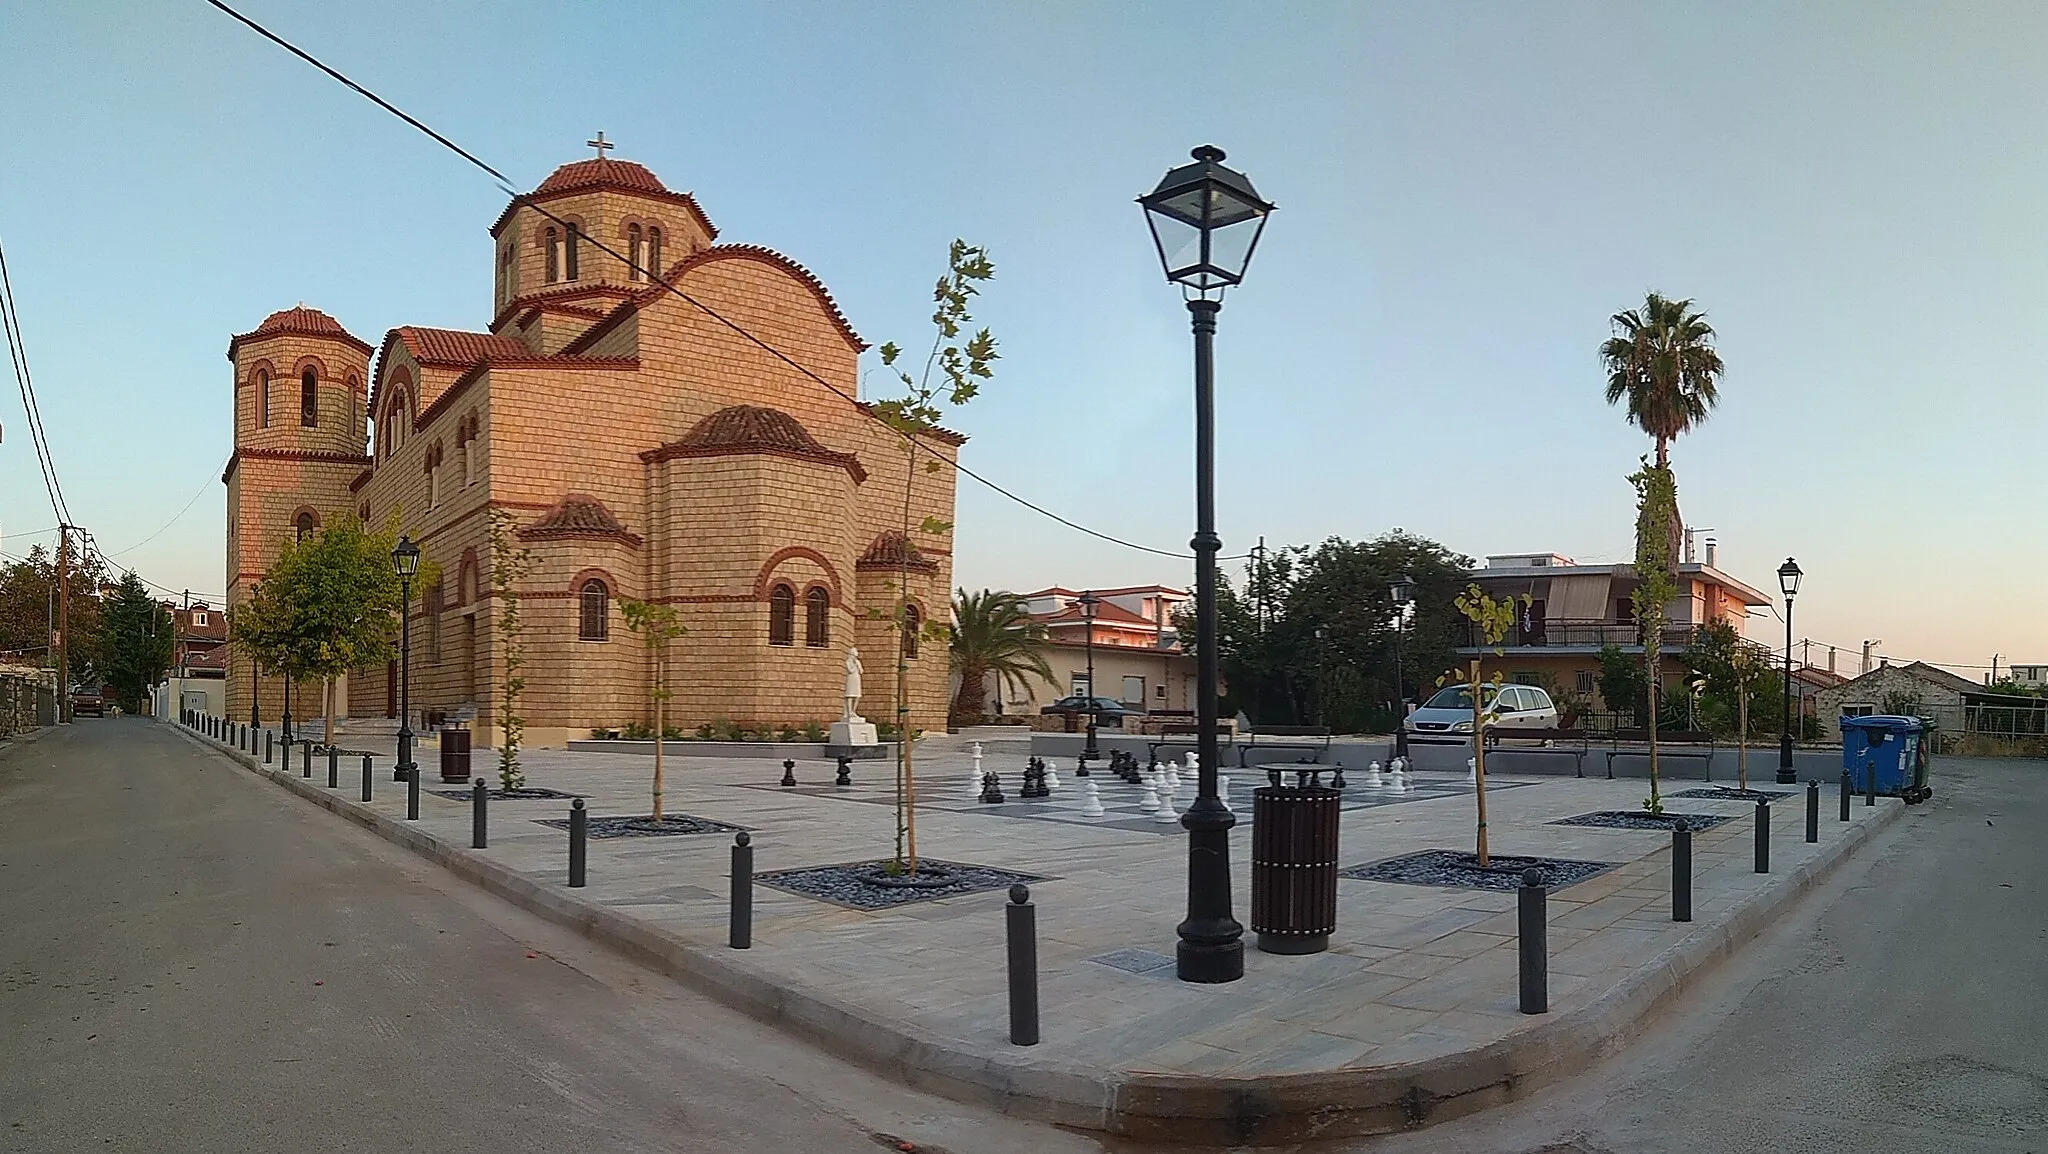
[829,719,878,747]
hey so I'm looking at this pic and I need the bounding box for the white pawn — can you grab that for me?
[1218,774,1233,813]
[1153,789,1180,823]
[1389,762,1410,793]
[1465,757,1478,785]
[1165,759,1182,797]
[1138,780,1161,813]
[1364,760,1384,790]
[1044,759,1062,793]
[1079,779,1106,818]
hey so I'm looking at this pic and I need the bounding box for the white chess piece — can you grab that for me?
[1465,757,1477,785]
[1044,759,1061,793]
[1389,762,1410,793]
[1165,759,1182,797]
[1186,752,1200,775]
[1218,775,1233,813]
[1364,760,1384,790]
[1138,780,1161,813]
[1153,790,1180,822]
[967,764,985,801]
[1079,779,1106,818]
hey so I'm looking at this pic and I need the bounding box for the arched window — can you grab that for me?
[257,369,271,428]
[564,222,581,281]
[902,604,923,659]
[294,511,317,542]
[804,587,830,647]
[768,583,795,646]
[646,226,663,281]
[498,244,514,304]
[627,224,644,281]
[545,227,560,283]
[300,368,319,427]
[346,376,359,441]
[579,579,609,641]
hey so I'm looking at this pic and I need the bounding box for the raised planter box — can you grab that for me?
[564,739,895,760]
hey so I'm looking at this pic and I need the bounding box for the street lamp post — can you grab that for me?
[1776,557,1802,784]
[1391,574,1415,755]
[1314,626,1330,726]
[282,667,293,743]
[1079,590,1101,764]
[248,582,261,730]
[393,536,421,783]
[1141,144,1273,984]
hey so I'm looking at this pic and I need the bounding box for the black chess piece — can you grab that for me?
[780,759,797,788]
[1331,765,1348,789]
[1025,763,1049,799]
[978,771,1006,804]
[834,756,852,787]
[1267,768,1284,789]
[1074,751,1091,777]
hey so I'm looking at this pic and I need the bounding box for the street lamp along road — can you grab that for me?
[1140,144,1273,985]
[1776,557,1802,785]
[1078,590,1102,764]
[1391,573,1415,752]
[393,535,422,783]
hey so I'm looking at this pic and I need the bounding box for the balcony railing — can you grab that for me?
[1460,619,1771,655]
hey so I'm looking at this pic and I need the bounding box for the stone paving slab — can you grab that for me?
[173,719,1908,1145]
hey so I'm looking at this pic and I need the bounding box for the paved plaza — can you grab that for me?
[177,719,1905,1143]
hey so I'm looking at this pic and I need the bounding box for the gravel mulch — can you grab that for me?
[1340,849,1615,893]
[1669,787,1793,802]
[532,813,743,838]
[429,786,579,801]
[1550,810,1736,832]
[755,859,1049,910]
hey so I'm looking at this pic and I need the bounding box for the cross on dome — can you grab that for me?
[586,131,614,158]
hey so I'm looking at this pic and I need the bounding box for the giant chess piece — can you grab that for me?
[1044,759,1061,793]
[1164,759,1182,798]
[1079,779,1106,818]
[1331,763,1348,789]
[1218,774,1233,813]
[1022,763,1048,799]
[1185,752,1200,775]
[1364,760,1384,790]
[966,762,985,801]
[978,771,1006,804]
[1389,761,1410,794]
[1138,779,1161,813]
[780,759,797,788]
[835,756,853,787]
[1152,789,1180,823]
[1465,757,1477,785]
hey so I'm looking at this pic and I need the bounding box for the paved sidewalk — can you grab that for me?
[178,719,1907,1145]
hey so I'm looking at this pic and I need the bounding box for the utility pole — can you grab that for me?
[56,523,71,723]
[1252,536,1267,635]
[1801,638,1811,668]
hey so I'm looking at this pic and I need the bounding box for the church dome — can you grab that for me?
[533,157,671,197]
[678,404,828,453]
[251,305,353,340]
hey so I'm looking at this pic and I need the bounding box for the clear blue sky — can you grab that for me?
[4,1,2043,675]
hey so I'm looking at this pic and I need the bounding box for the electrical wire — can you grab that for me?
[107,474,215,556]
[0,236,70,524]
[203,0,1216,563]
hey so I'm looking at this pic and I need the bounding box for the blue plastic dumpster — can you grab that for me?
[1840,715,1930,802]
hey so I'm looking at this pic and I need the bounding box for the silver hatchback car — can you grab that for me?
[1404,683,1558,744]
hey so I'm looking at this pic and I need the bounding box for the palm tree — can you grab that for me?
[1599,292,1724,467]
[948,588,1055,724]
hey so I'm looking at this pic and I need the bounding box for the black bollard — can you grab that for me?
[1671,819,1692,922]
[1840,769,1851,822]
[1806,780,1820,843]
[407,766,420,821]
[729,832,753,949]
[568,798,588,887]
[327,746,339,789]
[780,759,797,788]
[1755,799,1771,873]
[264,731,273,764]
[1865,758,1877,807]
[302,742,312,778]
[1518,868,1548,1014]
[835,756,852,787]
[360,754,373,803]
[237,724,245,751]
[1006,884,1039,1045]
[472,778,488,849]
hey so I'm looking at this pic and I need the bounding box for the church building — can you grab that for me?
[222,145,959,743]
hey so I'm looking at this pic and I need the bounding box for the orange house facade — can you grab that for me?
[221,152,960,743]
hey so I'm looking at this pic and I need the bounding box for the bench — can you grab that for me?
[1483,727,1590,777]
[1603,729,1717,779]
[1237,724,1333,768]
[1146,721,1238,765]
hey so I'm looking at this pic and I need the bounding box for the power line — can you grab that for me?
[0,235,71,524]
[203,0,1212,563]
[107,474,216,556]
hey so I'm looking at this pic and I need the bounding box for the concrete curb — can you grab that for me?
[171,721,1907,1144]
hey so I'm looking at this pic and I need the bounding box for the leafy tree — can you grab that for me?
[1596,644,1650,727]
[486,508,533,791]
[1628,460,1680,813]
[1445,584,1530,866]
[0,542,109,685]
[869,239,998,875]
[947,588,1052,725]
[620,599,688,819]
[235,513,423,747]
[1599,292,1724,469]
[97,572,173,713]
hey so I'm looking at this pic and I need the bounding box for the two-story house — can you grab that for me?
[977,585,1195,718]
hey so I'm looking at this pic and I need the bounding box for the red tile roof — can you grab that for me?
[227,305,374,360]
[394,327,535,367]
[640,405,866,482]
[857,531,939,573]
[1041,600,1156,627]
[518,494,643,547]
[489,158,718,241]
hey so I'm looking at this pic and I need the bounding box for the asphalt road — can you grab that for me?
[1357,754,2048,1154]
[0,719,1106,1154]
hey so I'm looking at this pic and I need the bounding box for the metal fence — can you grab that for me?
[0,674,55,737]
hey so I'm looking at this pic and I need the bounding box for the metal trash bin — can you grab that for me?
[1249,775,1342,955]
[1841,715,1929,801]
[438,726,473,783]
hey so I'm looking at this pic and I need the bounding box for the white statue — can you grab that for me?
[843,647,864,721]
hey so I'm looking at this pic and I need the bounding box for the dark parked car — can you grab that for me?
[1039,695,1143,721]
[69,688,105,717]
